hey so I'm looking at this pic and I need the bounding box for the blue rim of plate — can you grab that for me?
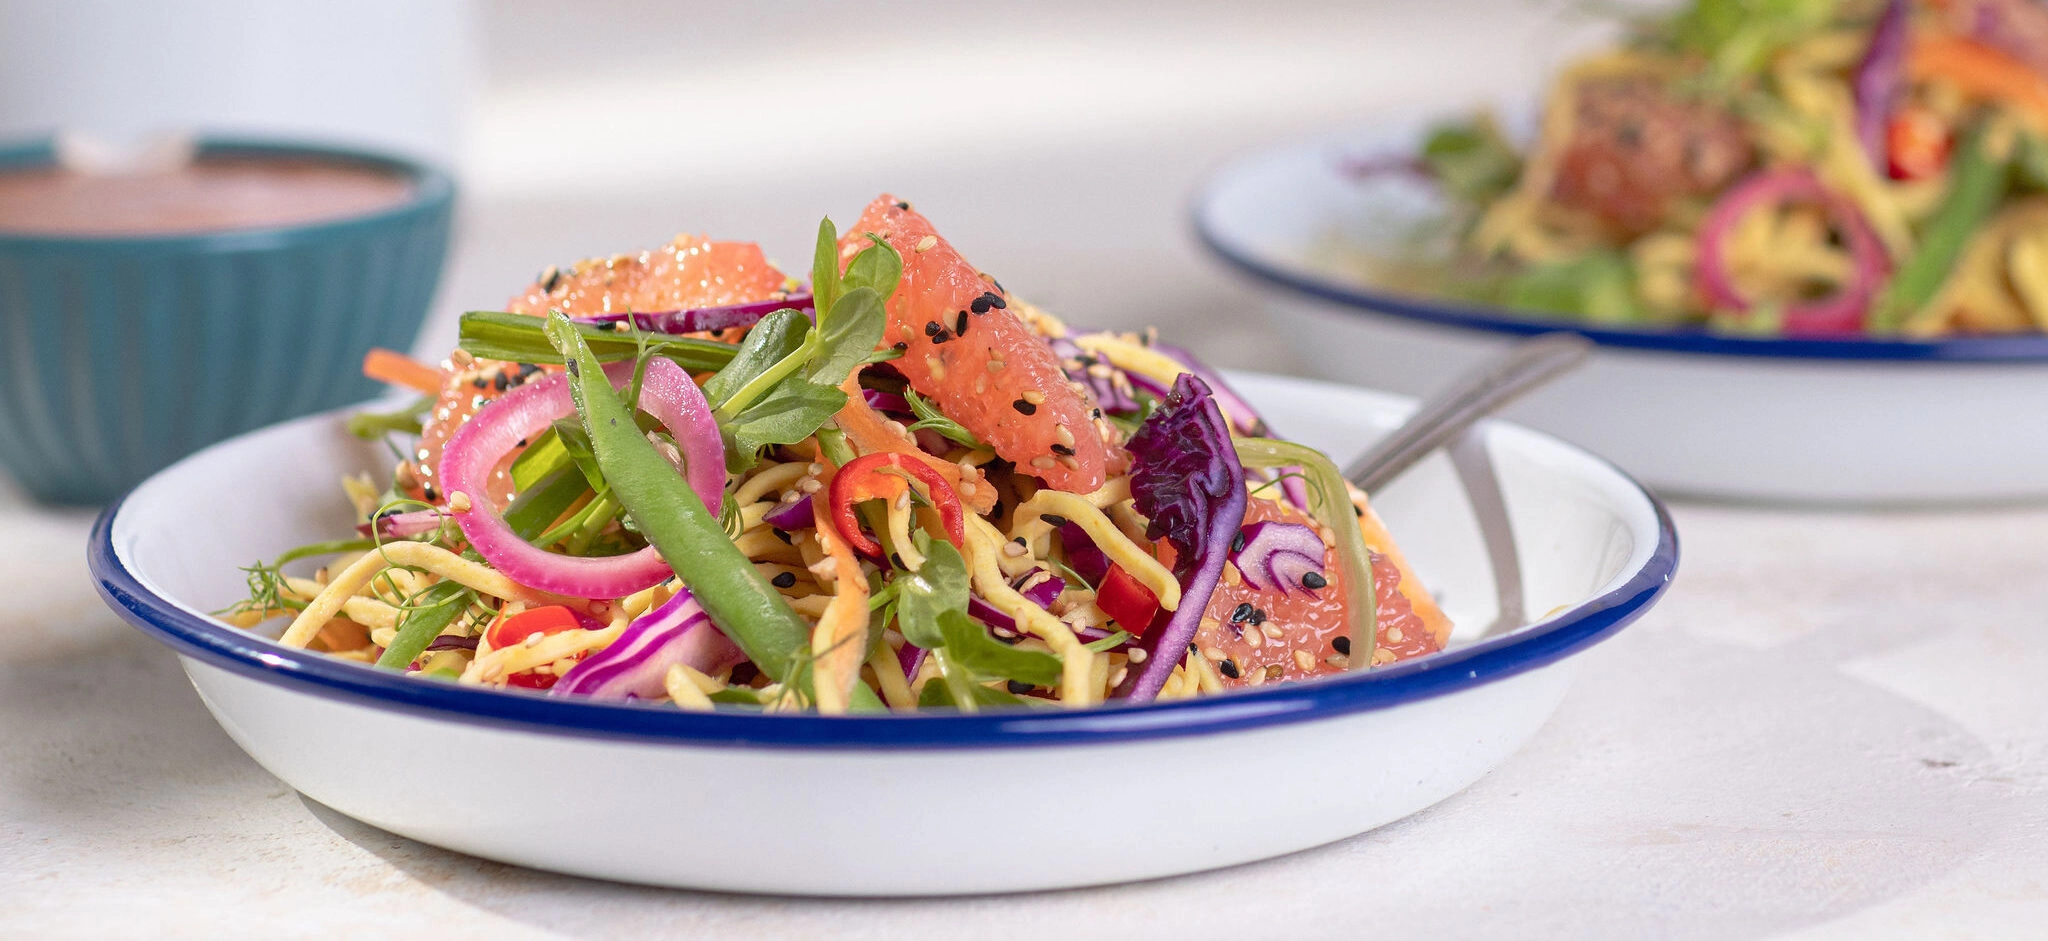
[1189,143,2048,363]
[88,444,1678,753]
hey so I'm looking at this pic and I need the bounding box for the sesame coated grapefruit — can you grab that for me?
[1186,495,1450,688]
[841,195,1122,493]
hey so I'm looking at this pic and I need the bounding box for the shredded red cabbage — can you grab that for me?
[551,585,743,699]
[1049,336,1140,414]
[1231,520,1326,595]
[570,294,812,335]
[1854,0,1910,174]
[1112,373,1246,701]
[761,495,814,531]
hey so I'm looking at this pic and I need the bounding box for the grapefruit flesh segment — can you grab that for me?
[841,195,1120,494]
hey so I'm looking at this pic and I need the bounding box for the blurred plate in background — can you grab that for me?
[1193,126,2048,504]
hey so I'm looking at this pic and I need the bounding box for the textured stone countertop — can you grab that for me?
[9,3,2048,937]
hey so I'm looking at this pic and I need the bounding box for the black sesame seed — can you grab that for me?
[422,483,440,501]
[1248,609,1267,626]
[893,341,909,351]
[1050,443,1075,455]
[990,294,1007,309]
[1188,643,1199,653]
[772,528,793,544]
[1041,514,1068,527]
[1231,530,1246,553]
[471,376,488,389]
[564,359,580,378]
[955,311,969,335]
[1012,536,1026,546]
[539,266,562,292]
[894,200,911,210]
[1333,636,1352,655]
[1302,571,1328,590]
[771,572,797,589]
[1006,680,1034,694]
[1091,408,1102,419]
[1012,399,1037,416]
[492,372,511,392]
[970,294,992,314]
[1352,503,1364,517]
[924,320,942,337]
[1230,602,1254,623]
[931,332,949,345]
[515,438,528,448]
[1218,659,1241,679]
[890,552,907,570]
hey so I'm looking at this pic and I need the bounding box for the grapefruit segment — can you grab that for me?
[840,195,1122,493]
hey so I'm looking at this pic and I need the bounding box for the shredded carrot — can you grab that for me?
[1909,35,2048,132]
[363,347,445,395]
[832,370,997,513]
[808,471,871,714]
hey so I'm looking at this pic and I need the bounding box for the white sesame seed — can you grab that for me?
[797,477,822,494]
[1031,456,1056,470]
[1002,541,1027,558]
[1262,623,1283,639]
[1203,646,1226,663]
[1128,648,1148,663]
[1245,630,1263,648]
[1109,666,1128,687]
[446,490,472,513]
[1021,390,1045,404]
[914,234,938,252]
[1386,627,1404,643]
[806,463,824,475]
[1294,650,1316,671]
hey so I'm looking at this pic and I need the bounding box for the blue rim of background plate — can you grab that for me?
[89,482,1677,751]
[1189,145,2048,364]
[0,134,455,252]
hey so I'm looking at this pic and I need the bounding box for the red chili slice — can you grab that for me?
[1095,564,1161,637]
[827,452,967,559]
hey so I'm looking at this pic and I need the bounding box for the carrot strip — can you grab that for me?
[809,473,871,714]
[363,348,445,395]
[1909,35,2048,131]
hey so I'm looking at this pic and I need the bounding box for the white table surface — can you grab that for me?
[9,3,2048,938]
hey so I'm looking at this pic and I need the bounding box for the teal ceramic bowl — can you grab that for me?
[0,137,454,504]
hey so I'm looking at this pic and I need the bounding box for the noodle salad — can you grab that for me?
[1358,0,2048,336]
[224,195,1450,713]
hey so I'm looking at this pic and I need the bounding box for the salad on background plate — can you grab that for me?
[1352,0,2048,337]
[224,195,1451,714]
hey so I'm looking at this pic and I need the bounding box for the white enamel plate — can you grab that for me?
[90,374,1675,896]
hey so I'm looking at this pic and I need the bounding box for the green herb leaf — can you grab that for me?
[811,217,843,318]
[703,308,812,407]
[841,234,902,300]
[1420,117,1522,207]
[891,537,973,650]
[807,286,888,387]
[375,580,472,670]
[723,379,848,472]
[939,608,1062,686]
[903,388,981,448]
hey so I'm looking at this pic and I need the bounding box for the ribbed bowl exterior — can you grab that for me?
[0,139,454,504]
